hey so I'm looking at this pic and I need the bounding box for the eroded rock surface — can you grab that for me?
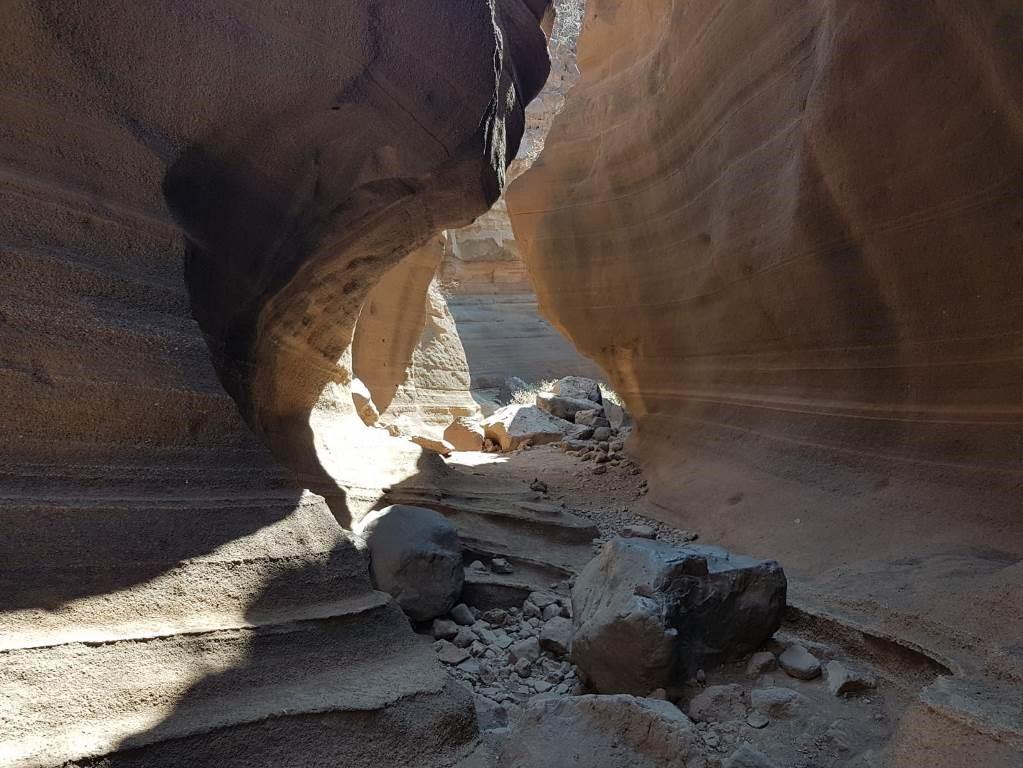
[509,1,1023,758]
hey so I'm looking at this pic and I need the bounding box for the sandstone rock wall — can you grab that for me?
[508,1,1023,758]
[352,234,481,451]
[442,0,604,389]
[0,1,551,765]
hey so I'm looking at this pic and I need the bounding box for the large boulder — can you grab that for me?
[552,376,602,404]
[482,404,577,451]
[355,505,464,621]
[535,392,603,421]
[572,538,786,694]
[497,695,708,768]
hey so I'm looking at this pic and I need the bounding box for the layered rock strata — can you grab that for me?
[0,1,552,765]
[508,0,1023,762]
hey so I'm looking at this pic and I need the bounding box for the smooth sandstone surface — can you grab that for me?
[508,2,1023,760]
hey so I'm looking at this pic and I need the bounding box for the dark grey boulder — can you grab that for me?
[572,537,786,694]
[355,504,464,622]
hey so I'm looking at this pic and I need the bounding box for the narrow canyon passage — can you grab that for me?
[0,2,1021,768]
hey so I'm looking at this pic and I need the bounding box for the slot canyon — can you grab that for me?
[0,1,1020,767]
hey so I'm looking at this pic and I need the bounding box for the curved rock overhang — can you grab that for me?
[508,0,1023,751]
[154,0,552,514]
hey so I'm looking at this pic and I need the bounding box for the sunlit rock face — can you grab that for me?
[0,1,551,765]
[509,2,1023,760]
[353,234,482,453]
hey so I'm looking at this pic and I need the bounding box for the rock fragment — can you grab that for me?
[537,392,603,421]
[539,617,574,656]
[778,644,821,680]
[571,538,786,694]
[432,618,459,640]
[483,404,577,451]
[355,505,464,622]
[435,640,471,666]
[552,376,602,404]
[451,603,475,626]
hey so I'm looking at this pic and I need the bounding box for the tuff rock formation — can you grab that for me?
[0,1,552,766]
[508,1,1023,763]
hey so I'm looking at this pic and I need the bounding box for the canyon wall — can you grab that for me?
[0,1,551,765]
[443,0,604,389]
[508,0,1023,759]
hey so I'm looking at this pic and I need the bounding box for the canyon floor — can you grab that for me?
[422,442,962,768]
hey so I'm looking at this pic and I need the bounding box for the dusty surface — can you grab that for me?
[508,2,1023,762]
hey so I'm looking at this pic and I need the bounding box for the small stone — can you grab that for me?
[491,557,514,575]
[825,660,877,696]
[778,644,821,680]
[458,659,481,675]
[702,730,721,748]
[529,478,548,493]
[482,608,508,625]
[446,604,474,627]
[494,632,514,650]
[452,626,476,648]
[647,688,668,700]
[695,669,707,685]
[593,427,613,442]
[542,603,561,622]
[746,712,770,729]
[510,636,542,664]
[533,680,553,693]
[621,524,656,539]
[470,641,487,657]
[435,640,470,666]
[746,652,777,677]
[514,658,533,677]
[592,464,608,475]
[476,627,498,644]
[469,560,488,572]
[523,600,542,619]
[594,452,609,464]
[432,618,459,640]
[539,617,574,656]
